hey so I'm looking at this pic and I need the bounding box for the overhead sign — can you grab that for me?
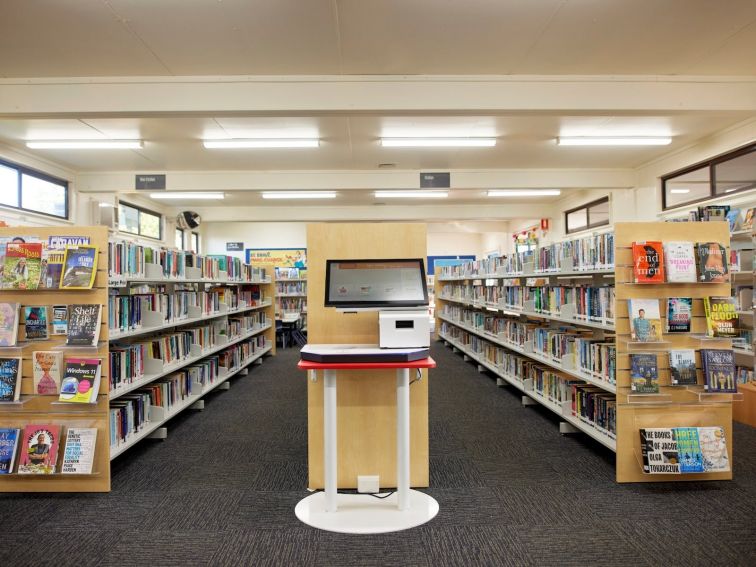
[135,174,166,190]
[420,172,450,188]
[226,242,244,251]
[246,248,307,268]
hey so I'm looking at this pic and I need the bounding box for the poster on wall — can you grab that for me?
[246,248,307,268]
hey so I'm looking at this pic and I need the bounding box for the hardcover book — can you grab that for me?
[675,427,705,473]
[632,241,665,283]
[701,349,736,393]
[669,349,698,385]
[52,305,68,335]
[703,296,739,338]
[17,424,61,474]
[663,242,696,283]
[666,297,693,333]
[630,353,659,393]
[696,242,729,283]
[0,428,20,474]
[60,245,98,289]
[0,302,20,346]
[640,428,680,474]
[59,358,102,404]
[66,304,102,346]
[628,298,662,342]
[32,351,64,395]
[2,242,43,290]
[24,306,48,341]
[698,426,730,472]
[61,427,97,474]
[0,357,22,402]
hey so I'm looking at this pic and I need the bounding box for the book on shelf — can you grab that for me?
[0,428,20,474]
[701,349,736,393]
[2,242,43,290]
[66,304,102,346]
[60,245,98,289]
[675,427,706,473]
[639,426,729,474]
[0,357,22,402]
[640,428,680,474]
[697,426,730,472]
[663,242,696,283]
[61,428,97,474]
[51,305,68,335]
[0,302,20,346]
[629,353,659,394]
[32,350,64,395]
[668,349,698,385]
[17,424,61,474]
[632,241,665,283]
[59,358,102,404]
[695,242,729,283]
[24,305,48,341]
[666,297,692,333]
[725,208,741,232]
[742,208,755,231]
[628,298,662,342]
[703,296,739,338]
[43,236,91,289]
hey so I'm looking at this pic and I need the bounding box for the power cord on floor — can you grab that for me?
[307,488,397,499]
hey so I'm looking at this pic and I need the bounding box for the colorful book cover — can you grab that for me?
[66,304,101,346]
[698,426,730,472]
[0,357,22,402]
[663,242,696,283]
[666,297,693,333]
[632,241,665,283]
[61,427,97,474]
[743,208,755,231]
[44,236,91,290]
[32,351,64,395]
[2,242,43,290]
[696,242,729,283]
[703,296,739,338]
[0,302,20,346]
[60,245,98,289]
[17,424,61,474]
[24,306,48,341]
[675,427,705,473]
[0,428,20,474]
[59,358,102,404]
[628,298,662,342]
[701,349,737,393]
[630,353,659,393]
[726,208,741,232]
[52,305,68,335]
[639,428,680,474]
[669,349,698,385]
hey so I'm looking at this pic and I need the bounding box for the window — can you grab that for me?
[175,228,185,250]
[565,196,610,234]
[191,232,199,253]
[118,201,163,240]
[0,159,68,219]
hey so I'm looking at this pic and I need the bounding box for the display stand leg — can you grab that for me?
[397,368,410,511]
[324,369,338,512]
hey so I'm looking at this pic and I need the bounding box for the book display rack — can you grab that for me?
[275,267,307,331]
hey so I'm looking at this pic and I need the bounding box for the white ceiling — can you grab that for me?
[1,1,755,76]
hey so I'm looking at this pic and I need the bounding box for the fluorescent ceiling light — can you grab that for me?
[26,140,143,149]
[374,191,448,199]
[203,139,319,149]
[557,136,672,146]
[670,189,690,194]
[380,138,496,147]
[150,192,225,200]
[261,191,336,199]
[487,189,561,197]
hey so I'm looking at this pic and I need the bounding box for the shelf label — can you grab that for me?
[135,174,166,190]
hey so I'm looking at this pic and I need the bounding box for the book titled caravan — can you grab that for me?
[24,306,48,341]
[0,428,20,474]
[61,427,97,474]
[669,349,698,385]
[628,298,662,342]
[696,242,729,283]
[17,424,61,474]
[0,357,22,402]
[32,351,64,395]
[0,302,20,346]
[663,242,696,283]
[44,236,91,290]
[703,297,739,338]
[60,245,98,289]
[701,349,736,393]
[632,241,665,283]
[2,242,43,290]
[666,297,693,333]
[639,427,729,475]
[66,304,102,346]
[630,353,659,394]
[59,358,102,404]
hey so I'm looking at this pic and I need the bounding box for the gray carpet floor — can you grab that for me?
[2,340,756,566]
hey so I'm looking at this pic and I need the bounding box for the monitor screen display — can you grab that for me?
[325,258,429,308]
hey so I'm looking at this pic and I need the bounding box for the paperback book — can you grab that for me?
[24,306,48,341]
[628,298,662,342]
[676,427,705,473]
[669,349,698,385]
[640,428,680,474]
[630,353,659,394]
[663,242,697,283]
[703,296,739,338]
[52,305,68,335]
[666,297,693,333]
[17,424,61,474]
[698,426,730,472]
[2,242,43,290]
[32,351,64,395]
[66,304,102,347]
[0,428,20,474]
[0,357,22,402]
[696,242,729,283]
[701,349,736,393]
[61,427,97,474]
[60,245,98,289]
[743,208,755,231]
[0,302,20,346]
[59,358,102,404]
[43,236,90,289]
[632,241,665,283]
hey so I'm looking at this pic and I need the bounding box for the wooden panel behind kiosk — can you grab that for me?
[306,223,429,489]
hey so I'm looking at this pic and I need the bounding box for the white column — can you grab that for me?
[324,369,338,512]
[396,368,411,511]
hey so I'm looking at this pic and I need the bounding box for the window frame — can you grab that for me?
[191,232,199,253]
[0,157,69,220]
[564,196,610,235]
[118,200,164,241]
[175,228,185,250]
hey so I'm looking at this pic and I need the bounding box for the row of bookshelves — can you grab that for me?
[438,267,616,281]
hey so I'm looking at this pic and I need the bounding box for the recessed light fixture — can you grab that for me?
[487,189,561,197]
[670,189,690,194]
[26,140,143,149]
[150,192,225,200]
[374,191,448,198]
[556,137,672,146]
[380,138,496,147]
[203,139,319,149]
[260,191,336,199]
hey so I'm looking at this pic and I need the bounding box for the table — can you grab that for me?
[295,355,439,534]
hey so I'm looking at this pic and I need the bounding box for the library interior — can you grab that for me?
[0,1,755,565]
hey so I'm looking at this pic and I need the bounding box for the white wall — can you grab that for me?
[202,221,307,260]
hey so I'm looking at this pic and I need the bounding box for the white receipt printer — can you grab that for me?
[379,310,430,349]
